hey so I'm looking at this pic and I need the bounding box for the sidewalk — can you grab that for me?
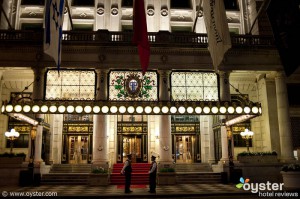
[0,183,259,198]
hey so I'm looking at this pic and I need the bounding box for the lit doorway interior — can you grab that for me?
[122,135,142,163]
[175,135,194,163]
[69,136,89,164]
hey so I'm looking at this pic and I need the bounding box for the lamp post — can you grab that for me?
[240,128,254,152]
[5,128,20,154]
[30,126,37,161]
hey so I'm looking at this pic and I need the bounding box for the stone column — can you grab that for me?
[220,121,229,162]
[219,71,231,162]
[157,70,173,168]
[32,66,46,163]
[275,72,295,162]
[207,116,216,163]
[93,70,109,169]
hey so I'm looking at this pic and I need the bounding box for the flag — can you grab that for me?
[267,0,300,77]
[44,0,65,71]
[203,0,231,71]
[133,0,150,75]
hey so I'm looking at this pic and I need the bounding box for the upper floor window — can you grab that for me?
[72,0,94,6]
[224,0,239,10]
[171,0,192,9]
[21,0,45,5]
[109,71,158,101]
[171,72,219,101]
[122,0,133,7]
[45,69,96,100]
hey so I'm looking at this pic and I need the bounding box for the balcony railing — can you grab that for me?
[0,29,275,48]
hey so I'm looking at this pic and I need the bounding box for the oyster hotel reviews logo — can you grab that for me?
[236,177,298,197]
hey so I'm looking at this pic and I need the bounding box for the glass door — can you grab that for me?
[175,135,194,163]
[122,135,142,163]
[68,135,89,164]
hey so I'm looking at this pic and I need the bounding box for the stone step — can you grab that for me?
[176,173,222,184]
[41,173,89,185]
[175,163,212,172]
[50,164,92,173]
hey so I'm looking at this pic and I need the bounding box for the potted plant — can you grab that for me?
[237,151,278,163]
[89,166,109,186]
[158,167,176,185]
[281,163,300,190]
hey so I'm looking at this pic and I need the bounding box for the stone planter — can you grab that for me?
[0,157,24,164]
[88,174,109,186]
[158,173,176,185]
[237,155,278,163]
[281,171,300,190]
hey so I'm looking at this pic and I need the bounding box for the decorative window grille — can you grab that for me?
[171,72,219,101]
[46,70,96,100]
[109,71,158,101]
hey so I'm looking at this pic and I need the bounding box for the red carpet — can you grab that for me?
[117,185,147,189]
[110,163,150,185]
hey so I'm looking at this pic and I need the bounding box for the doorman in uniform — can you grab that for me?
[148,155,157,193]
[121,154,133,193]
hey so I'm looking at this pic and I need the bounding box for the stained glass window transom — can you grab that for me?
[171,72,219,101]
[109,71,158,101]
[46,70,96,100]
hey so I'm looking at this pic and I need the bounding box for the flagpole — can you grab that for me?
[193,0,202,33]
[248,0,271,35]
[65,0,73,30]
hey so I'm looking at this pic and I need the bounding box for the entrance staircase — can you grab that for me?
[175,163,223,184]
[41,164,91,185]
[41,163,223,185]
[110,163,150,185]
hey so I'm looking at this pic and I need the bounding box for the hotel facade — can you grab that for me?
[0,0,299,177]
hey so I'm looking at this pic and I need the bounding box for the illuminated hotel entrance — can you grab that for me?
[172,115,201,163]
[117,115,148,163]
[175,135,195,163]
[68,135,89,164]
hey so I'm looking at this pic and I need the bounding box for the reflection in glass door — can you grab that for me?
[175,135,194,163]
[69,136,89,164]
[123,135,141,163]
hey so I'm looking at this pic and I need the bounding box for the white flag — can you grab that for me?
[203,0,231,71]
[44,0,65,70]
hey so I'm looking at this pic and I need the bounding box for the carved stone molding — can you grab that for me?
[97,7,105,16]
[111,8,118,15]
[161,8,168,17]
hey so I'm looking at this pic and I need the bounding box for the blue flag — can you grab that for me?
[44,0,65,71]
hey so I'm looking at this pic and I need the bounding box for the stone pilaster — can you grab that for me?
[275,72,295,162]
[93,70,109,169]
[31,67,46,163]
[157,70,173,168]
[219,71,231,163]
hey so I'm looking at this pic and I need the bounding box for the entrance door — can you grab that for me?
[123,135,141,163]
[175,135,194,163]
[68,136,89,164]
[118,134,147,163]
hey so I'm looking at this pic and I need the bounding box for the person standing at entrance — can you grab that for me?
[148,155,157,193]
[121,154,133,193]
